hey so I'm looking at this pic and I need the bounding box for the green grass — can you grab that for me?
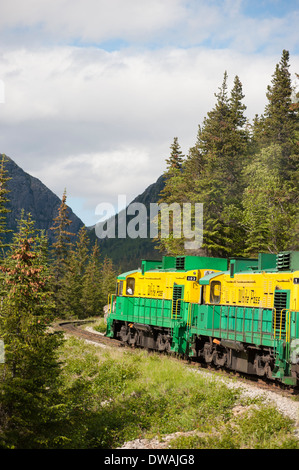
[93,318,107,333]
[170,406,298,449]
[56,335,299,449]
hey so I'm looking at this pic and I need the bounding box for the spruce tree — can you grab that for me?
[191,72,249,256]
[287,73,299,249]
[62,226,89,318]
[165,137,184,170]
[160,137,185,202]
[155,137,187,255]
[50,189,74,315]
[0,212,63,448]
[156,73,249,256]
[100,256,116,309]
[50,189,74,263]
[81,242,103,317]
[264,51,295,146]
[254,50,298,176]
[242,144,295,254]
[245,50,299,254]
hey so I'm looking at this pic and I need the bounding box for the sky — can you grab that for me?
[0,0,298,226]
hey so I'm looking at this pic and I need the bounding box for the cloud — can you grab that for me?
[0,80,4,103]
[0,1,298,225]
[0,0,184,45]
[0,0,298,53]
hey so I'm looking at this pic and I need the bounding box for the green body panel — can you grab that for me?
[160,255,228,271]
[109,297,281,349]
[108,296,173,328]
[190,304,275,347]
[107,294,299,384]
[106,296,174,339]
[106,295,191,354]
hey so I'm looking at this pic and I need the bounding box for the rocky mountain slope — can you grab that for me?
[88,174,165,271]
[2,154,84,244]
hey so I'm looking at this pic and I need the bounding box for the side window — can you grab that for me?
[210,281,221,304]
[117,281,123,296]
[126,277,135,295]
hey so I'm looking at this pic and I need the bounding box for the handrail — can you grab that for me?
[187,302,193,326]
[274,308,298,342]
[171,298,184,319]
[170,298,193,326]
[107,293,116,314]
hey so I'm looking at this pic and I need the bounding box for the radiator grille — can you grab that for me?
[273,291,288,330]
[172,286,183,317]
[276,252,291,271]
[175,257,185,270]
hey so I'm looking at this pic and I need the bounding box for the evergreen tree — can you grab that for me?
[155,73,249,256]
[0,213,63,448]
[254,50,298,175]
[187,72,249,256]
[155,137,187,255]
[199,73,249,201]
[50,189,74,315]
[165,137,184,170]
[154,52,297,258]
[81,242,103,317]
[245,50,299,254]
[62,226,89,318]
[265,51,295,146]
[100,256,116,309]
[242,144,295,254]
[287,73,299,249]
[160,137,185,202]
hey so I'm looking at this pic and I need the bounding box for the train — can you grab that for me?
[106,251,299,386]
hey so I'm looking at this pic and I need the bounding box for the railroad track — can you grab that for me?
[55,319,124,348]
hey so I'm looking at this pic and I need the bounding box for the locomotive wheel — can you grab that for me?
[203,343,214,364]
[254,353,273,378]
[128,329,138,346]
[156,333,171,353]
[214,349,227,367]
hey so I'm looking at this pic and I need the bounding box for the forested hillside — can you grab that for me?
[156,50,298,258]
[88,174,165,271]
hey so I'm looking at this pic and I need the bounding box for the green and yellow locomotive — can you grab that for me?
[106,251,299,385]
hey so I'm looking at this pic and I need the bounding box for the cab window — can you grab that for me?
[126,277,135,295]
[210,281,221,304]
[117,281,123,296]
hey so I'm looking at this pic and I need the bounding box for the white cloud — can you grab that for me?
[0,46,278,126]
[0,0,298,53]
[0,0,184,44]
[0,1,298,225]
[0,79,4,103]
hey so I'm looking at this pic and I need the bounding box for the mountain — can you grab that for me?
[1,153,165,271]
[1,154,84,244]
[88,174,166,272]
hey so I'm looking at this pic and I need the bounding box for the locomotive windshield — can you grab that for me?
[126,277,135,295]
